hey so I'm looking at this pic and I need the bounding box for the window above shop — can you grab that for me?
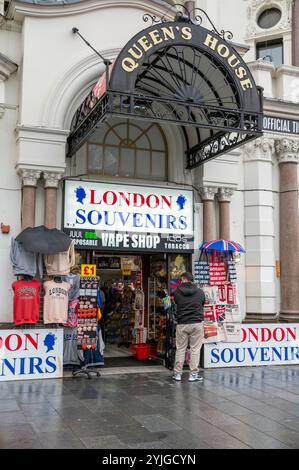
[87,118,168,181]
[256,39,283,65]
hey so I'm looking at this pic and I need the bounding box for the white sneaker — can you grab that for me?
[188,373,203,382]
[172,373,182,382]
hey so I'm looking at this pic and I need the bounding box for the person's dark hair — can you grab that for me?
[181,272,194,282]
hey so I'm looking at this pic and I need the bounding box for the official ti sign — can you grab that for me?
[0,329,63,381]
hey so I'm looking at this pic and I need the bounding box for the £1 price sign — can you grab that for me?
[81,264,97,277]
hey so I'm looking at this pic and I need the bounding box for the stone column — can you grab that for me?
[218,187,234,240]
[43,172,62,229]
[199,186,218,241]
[243,137,277,322]
[292,0,299,66]
[276,138,299,322]
[17,169,41,229]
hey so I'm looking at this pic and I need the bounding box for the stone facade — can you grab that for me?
[1,0,299,322]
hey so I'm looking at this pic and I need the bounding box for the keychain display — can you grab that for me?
[77,316,97,350]
[76,276,100,350]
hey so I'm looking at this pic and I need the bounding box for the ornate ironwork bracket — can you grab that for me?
[143,3,233,41]
[68,90,262,158]
[67,93,109,157]
[186,131,261,168]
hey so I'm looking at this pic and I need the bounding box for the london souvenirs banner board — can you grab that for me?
[63,180,194,252]
[0,329,63,381]
[204,324,299,368]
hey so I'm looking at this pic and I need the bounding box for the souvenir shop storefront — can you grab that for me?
[3,2,282,382]
[63,179,194,367]
[58,11,263,373]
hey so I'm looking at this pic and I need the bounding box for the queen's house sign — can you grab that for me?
[68,7,263,167]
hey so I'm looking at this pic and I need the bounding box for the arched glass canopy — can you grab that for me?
[68,12,263,168]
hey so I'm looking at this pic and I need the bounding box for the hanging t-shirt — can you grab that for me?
[62,273,80,301]
[63,328,80,366]
[43,280,70,324]
[63,299,79,328]
[12,279,42,325]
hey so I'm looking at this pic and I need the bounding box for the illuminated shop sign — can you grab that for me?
[204,324,299,368]
[63,180,194,252]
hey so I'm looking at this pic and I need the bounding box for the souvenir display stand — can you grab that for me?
[148,257,168,359]
[196,240,245,345]
[72,276,102,379]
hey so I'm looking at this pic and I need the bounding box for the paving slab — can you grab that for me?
[1,366,299,449]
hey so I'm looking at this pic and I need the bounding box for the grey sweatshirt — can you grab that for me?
[10,238,42,277]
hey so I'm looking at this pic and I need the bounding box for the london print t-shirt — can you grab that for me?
[12,279,42,325]
[43,281,70,324]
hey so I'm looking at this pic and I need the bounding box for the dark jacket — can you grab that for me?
[173,282,205,324]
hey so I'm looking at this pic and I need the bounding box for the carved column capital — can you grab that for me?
[218,187,235,202]
[43,171,63,188]
[199,186,218,201]
[275,138,299,164]
[244,137,275,162]
[17,168,41,187]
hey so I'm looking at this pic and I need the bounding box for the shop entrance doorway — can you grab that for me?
[85,251,191,367]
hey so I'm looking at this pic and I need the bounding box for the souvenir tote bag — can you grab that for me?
[215,304,226,322]
[218,284,226,303]
[203,322,225,343]
[204,305,216,322]
[226,283,238,305]
[223,322,242,343]
[203,322,218,343]
[209,260,227,286]
[194,251,210,284]
[202,286,219,305]
[225,304,242,323]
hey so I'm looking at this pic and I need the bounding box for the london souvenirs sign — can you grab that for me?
[0,329,63,381]
[63,180,194,252]
[204,324,299,368]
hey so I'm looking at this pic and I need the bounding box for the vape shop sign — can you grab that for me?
[63,180,194,252]
[204,324,299,368]
[0,329,63,381]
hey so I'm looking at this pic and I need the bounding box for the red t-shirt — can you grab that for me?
[12,279,42,325]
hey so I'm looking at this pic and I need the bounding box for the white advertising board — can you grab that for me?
[0,328,63,381]
[63,180,194,252]
[204,324,299,368]
[64,180,193,234]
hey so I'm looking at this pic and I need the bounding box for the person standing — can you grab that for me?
[173,272,205,382]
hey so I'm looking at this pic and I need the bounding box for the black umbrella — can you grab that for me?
[15,225,72,254]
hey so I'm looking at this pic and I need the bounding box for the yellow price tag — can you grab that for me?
[122,266,131,276]
[81,264,97,277]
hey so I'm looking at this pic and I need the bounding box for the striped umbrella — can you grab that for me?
[199,239,246,253]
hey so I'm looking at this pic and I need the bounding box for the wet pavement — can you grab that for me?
[1,365,299,449]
